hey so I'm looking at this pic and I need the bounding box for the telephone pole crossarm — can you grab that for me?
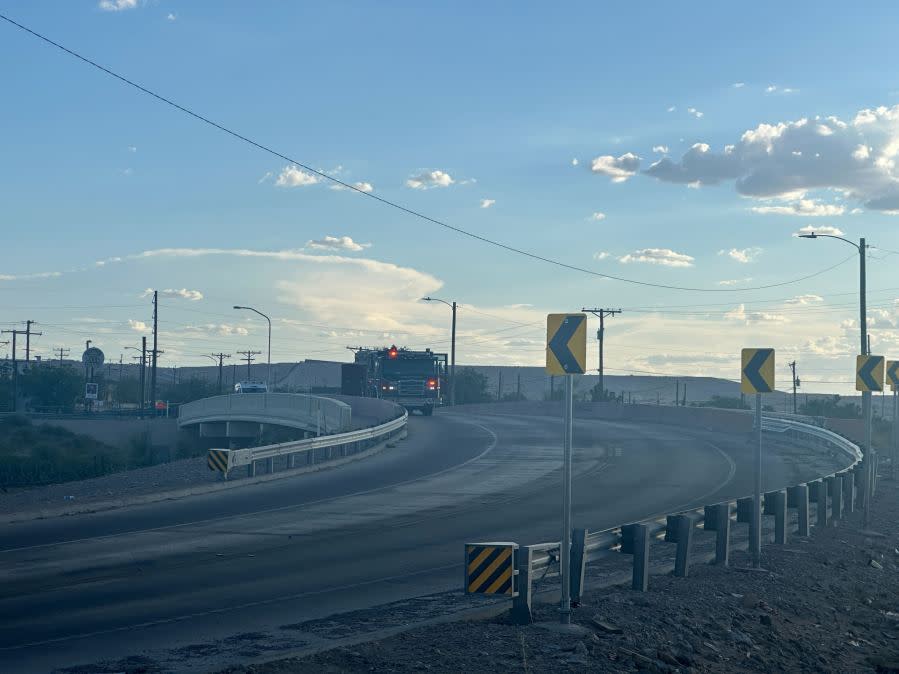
[581,308,622,401]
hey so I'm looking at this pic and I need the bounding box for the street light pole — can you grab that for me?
[800,233,872,524]
[234,306,272,387]
[422,297,457,406]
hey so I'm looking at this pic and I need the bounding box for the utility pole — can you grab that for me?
[517,371,521,401]
[150,290,159,409]
[238,350,261,379]
[210,353,231,394]
[675,380,680,406]
[24,320,41,363]
[1,329,24,412]
[682,383,687,407]
[582,308,621,401]
[55,347,70,365]
[788,360,799,415]
[498,370,503,401]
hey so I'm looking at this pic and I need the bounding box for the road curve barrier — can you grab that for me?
[205,410,407,479]
[490,417,864,625]
[179,393,353,435]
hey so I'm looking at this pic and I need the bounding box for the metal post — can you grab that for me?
[674,515,694,577]
[752,392,762,567]
[139,336,146,418]
[631,523,650,592]
[773,490,787,544]
[714,503,730,566]
[864,391,872,526]
[559,375,574,624]
[450,301,456,406]
[796,484,810,537]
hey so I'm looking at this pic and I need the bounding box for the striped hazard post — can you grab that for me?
[207,449,231,476]
[465,542,518,596]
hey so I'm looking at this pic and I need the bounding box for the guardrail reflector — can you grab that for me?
[465,542,517,596]
[207,449,231,473]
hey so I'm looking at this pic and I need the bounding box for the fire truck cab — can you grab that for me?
[343,345,447,416]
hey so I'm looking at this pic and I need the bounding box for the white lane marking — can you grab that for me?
[1,421,498,555]
[0,562,461,652]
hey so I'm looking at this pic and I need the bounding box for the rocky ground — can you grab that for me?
[218,478,899,673]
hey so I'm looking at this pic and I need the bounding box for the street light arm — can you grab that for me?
[798,233,860,250]
[421,296,453,309]
[234,305,271,324]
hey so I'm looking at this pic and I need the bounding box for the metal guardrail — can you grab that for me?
[502,417,866,623]
[207,410,408,478]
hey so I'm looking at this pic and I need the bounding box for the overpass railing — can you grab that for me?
[471,417,866,624]
[205,410,407,479]
[179,393,352,435]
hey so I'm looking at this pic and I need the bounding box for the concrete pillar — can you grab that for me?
[828,475,843,523]
[714,503,730,566]
[673,515,694,577]
[772,490,787,544]
[570,528,587,603]
[631,524,650,592]
[843,470,855,514]
[795,484,810,537]
[510,546,533,625]
[813,479,828,528]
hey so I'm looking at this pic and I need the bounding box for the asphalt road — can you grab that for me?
[0,407,847,672]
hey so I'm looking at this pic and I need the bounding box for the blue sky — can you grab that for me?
[2,1,899,394]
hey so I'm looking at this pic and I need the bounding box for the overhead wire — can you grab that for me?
[0,13,864,294]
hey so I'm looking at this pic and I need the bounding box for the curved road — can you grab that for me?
[0,407,843,672]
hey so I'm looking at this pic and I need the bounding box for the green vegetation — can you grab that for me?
[0,415,203,488]
[799,395,861,419]
[454,368,493,404]
[691,395,750,410]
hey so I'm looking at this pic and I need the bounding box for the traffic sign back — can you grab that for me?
[887,360,899,391]
[856,355,885,392]
[741,348,775,394]
[546,314,587,375]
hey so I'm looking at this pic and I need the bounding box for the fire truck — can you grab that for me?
[342,345,447,416]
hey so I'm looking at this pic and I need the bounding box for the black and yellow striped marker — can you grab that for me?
[465,542,517,596]
[207,449,230,473]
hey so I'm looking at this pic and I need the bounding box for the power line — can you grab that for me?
[0,12,861,294]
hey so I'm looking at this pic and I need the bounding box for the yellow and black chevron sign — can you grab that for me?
[207,449,230,473]
[465,542,517,596]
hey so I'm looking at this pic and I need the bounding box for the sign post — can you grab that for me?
[889,361,899,480]
[741,348,775,568]
[856,355,884,527]
[546,313,587,625]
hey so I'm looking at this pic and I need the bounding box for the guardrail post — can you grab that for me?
[843,470,855,513]
[510,546,533,625]
[570,528,587,604]
[736,497,753,524]
[631,524,650,591]
[828,475,843,523]
[248,460,256,478]
[288,453,295,469]
[714,503,730,565]
[811,479,828,528]
[266,457,274,474]
[668,514,695,577]
[772,490,787,544]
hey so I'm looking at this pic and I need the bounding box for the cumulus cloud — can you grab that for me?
[405,169,454,190]
[593,251,610,260]
[732,82,745,89]
[128,319,149,332]
[189,323,249,337]
[306,236,371,252]
[619,248,694,268]
[590,152,640,183]
[786,294,824,305]
[590,211,607,221]
[571,158,579,166]
[766,85,797,94]
[724,304,787,323]
[99,0,137,10]
[166,12,176,20]
[640,105,899,212]
[275,165,320,187]
[652,145,669,154]
[142,288,204,301]
[687,107,704,119]
[719,247,762,263]
[330,181,374,193]
[794,225,845,237]
[667,106,676,113]
[751,198,845,216]
[480,198,496,209]
[718,278,753,286]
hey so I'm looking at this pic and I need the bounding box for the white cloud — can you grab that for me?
[641,105,899,212]
[141,288,204,301]
[794,225,845,237]
[188,323,249,337]
[786,294,824,305]
[405,169,454,190]
[99,0,137,10]
[275,165,320,187]
[652,145,669,154]
[766,85,797,95]
[329,181,374,193]
[571,158,579,166]
[717,278,753,286]
[127,145,137,153]
[166,12,176,20]
[667,106,676,113]
[0,271,63,281]
[687,107,704,119]
[750,198,845,216]
[724,304,787,323]
[718,247,762,263]
[619,248,694,268]
[306,236,371,252]
[593,251,610,260]
[480,198,496,209]
[732,82,745,88]
[590,152,640,183]
[128,319,149,332]
[590,211,607,221]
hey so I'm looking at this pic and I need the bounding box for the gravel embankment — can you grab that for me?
[220,478,899,673]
